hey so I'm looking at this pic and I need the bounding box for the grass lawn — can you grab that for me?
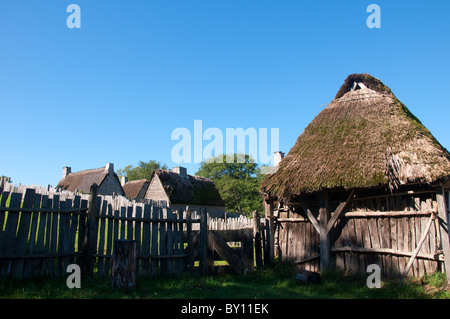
[1,261,449,299]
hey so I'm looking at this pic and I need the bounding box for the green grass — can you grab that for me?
[1,261,449,299]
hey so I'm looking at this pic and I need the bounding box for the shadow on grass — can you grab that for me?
[1,261,448,299]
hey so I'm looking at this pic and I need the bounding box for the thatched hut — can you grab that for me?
[57,163,125,196]
[261,73,450,279]
[122,179,150,201]
[144,167,226,217]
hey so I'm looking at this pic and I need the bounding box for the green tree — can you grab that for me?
[117,160,168,181]
[196,154,264,216]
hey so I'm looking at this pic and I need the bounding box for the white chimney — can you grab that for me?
[63,166,71,178]
[172,166,187,178]
[274,151,285,167]
[121,175,128,186]
[105,163,114,174]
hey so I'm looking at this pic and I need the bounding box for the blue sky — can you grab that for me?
[1,1,449,187]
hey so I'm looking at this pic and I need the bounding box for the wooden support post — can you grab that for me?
[436,186,450,283]
[241,230,254,274]
[199,208,209,275]
[402,213,436,280]
[326,189,355,234]
[319,191,331,271]
[82,183,99,276]
[253,210,263,270]
[111,239,136,290]
[264,219,271,265]
[264,200,274,263]
[302,205,320,234]
[185,208,194,273]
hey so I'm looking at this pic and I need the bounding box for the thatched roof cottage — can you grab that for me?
[57,163,125,196]
[144,167,226,217]
[261,74,450,279]
[122,178,150,202]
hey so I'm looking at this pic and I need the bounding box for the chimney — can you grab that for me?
[105,163,114,174]
[121,175,128,186]
[274,151,285,167]
[63,166,71,178]
[172,166,187,178]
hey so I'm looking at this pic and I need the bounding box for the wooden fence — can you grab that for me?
[273,188,450,278]
[0,181,269,280]
[0,184,210,280]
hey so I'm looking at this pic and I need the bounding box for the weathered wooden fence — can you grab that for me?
[0,184,210,280]
[0,182,269,280]
[273,188,450,278]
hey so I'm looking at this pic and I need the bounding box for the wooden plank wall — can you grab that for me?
[277,191,443,277]
[278,210,320,272]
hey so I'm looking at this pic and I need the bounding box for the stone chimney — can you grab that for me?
[172,166,187,178]
[105,163,114,174]
[121,175,128,186]
[274,151,285,167]
[63,166,71,178]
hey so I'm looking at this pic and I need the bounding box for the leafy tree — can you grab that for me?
[196,154,264,216]
[117,160,168,181]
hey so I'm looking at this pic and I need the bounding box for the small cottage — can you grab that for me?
[261,74,450,279]
[122,178,150,202]
[57,163,125,196]
[144,167,225,217]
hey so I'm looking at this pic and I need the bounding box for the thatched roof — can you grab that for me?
[123,179,149,199]
[261,73,450,202]
[152,169,225,207]
[57,167,121,194]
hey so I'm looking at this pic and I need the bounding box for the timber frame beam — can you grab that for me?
[299,189,355,271]
[326,189,355,234]
[300,189,355,236]
[435,186,450,283]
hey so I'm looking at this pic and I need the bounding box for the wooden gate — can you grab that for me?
[207,229,254,274]
[186,210,270,275]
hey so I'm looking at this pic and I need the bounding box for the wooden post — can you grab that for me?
[199,208,209,275]
[111,239,136,290]
[241,230,254,274]
[264,199,274,263]
[253,210,263,270]
[185,209,194,273]
[436,186,450,283]
[82,183,99,276]
[319,191,331,271]
[264,219,271,265]
[402,213,436,280]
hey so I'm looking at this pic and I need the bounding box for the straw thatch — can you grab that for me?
[151,169,225,207]
[261,73,450,202]
[57,167,123,194]
[122,179,149,200]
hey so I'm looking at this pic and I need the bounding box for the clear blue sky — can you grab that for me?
[1,1,449,187]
